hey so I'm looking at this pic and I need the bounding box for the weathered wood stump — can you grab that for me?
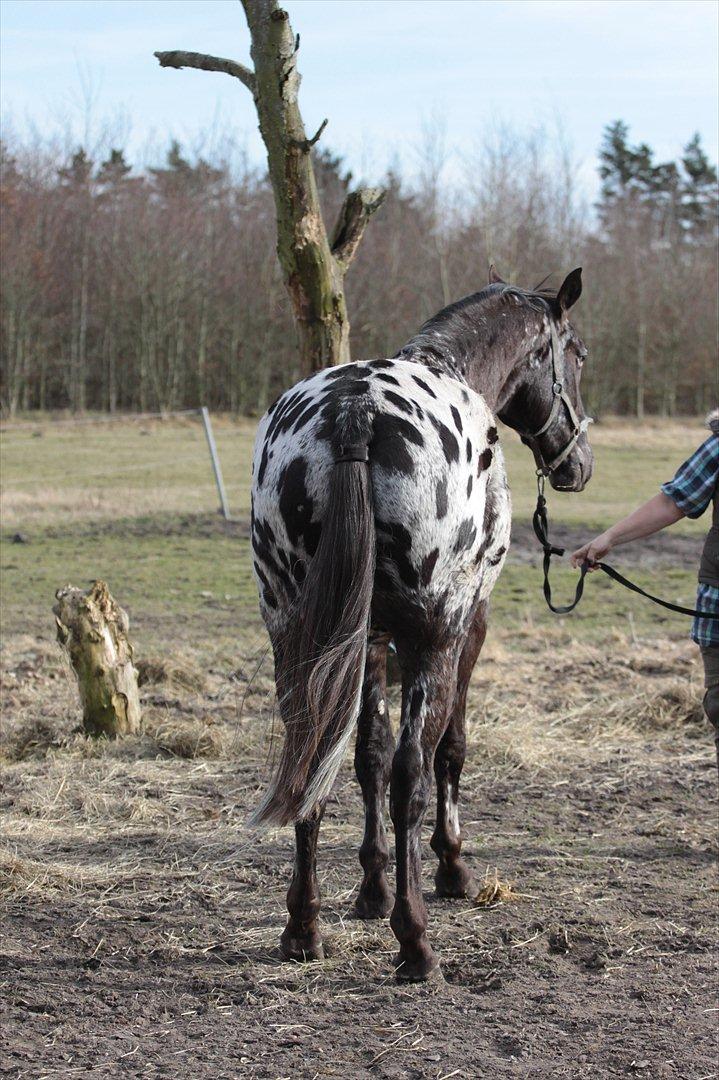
[53,581,141,737]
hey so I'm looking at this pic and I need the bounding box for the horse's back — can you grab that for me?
[251,357,510,634]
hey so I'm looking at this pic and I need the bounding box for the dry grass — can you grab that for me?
[136,655,208,693]
[1,627,703,770]
[473,868,518,908]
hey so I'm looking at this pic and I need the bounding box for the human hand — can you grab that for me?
[570,531,613,570]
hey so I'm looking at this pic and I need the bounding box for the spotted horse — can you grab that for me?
[249,266,594,981]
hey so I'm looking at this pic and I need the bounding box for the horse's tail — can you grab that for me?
[249,444,375,827]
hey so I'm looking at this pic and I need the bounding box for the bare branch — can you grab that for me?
[154,51,256,93]
[331,188,387,271]
[292,118,328,153]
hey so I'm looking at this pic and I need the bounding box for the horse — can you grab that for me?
[249,266,594,981]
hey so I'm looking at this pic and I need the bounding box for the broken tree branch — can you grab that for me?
[154,50,256,93]
[331,188,387,270]
[292,117,328,152]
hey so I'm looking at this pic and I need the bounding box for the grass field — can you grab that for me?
[0,414,706,641]
[1,415,717,1078]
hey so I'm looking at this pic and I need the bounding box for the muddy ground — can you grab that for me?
[2,625,717,1080]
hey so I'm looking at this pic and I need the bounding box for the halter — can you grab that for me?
[522,320,592,477]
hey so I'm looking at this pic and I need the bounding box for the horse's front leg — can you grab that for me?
[431,603,488,899]
[354,638,395,919]
[279,804,325,961]
[390,645,457,981]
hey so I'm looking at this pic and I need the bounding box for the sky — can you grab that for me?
[1,0,717,197]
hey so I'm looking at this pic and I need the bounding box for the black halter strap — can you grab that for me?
[534,475,719,620]
[521,321,592,476]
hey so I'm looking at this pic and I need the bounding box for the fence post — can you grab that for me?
[200,406,231,520]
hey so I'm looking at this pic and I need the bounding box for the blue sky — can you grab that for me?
[1,0,717,195]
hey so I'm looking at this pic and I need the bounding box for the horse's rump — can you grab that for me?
[252,358,509,618]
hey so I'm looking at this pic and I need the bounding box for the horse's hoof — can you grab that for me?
[394,947,442,983]
[355,883,394,920]
[279,930,324,962]
[435,861,476,900]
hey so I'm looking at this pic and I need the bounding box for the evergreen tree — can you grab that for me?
[58,148,93,187]
[681,133,718,232]
[97,148,132,187]
[150,140,223,197]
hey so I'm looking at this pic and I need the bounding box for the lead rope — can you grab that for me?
[533,474,719,620]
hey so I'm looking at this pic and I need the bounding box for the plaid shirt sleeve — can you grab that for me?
[661,435,719,519]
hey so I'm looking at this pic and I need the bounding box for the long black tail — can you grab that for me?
[249,454,375,827]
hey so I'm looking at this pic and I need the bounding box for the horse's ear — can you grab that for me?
[488,263,506,285]
[556,267,582,313]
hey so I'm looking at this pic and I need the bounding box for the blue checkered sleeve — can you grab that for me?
[661,435,719,519]
[692,585,719,647]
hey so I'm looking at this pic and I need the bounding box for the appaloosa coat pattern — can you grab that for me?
[248,271,592,981]
[251,357,510,637]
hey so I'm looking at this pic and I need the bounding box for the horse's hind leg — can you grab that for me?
[354,638,394,919]
[431,603,488,899]
[279,804,326,961]
[269,635,325,962]
[390,644,458,981]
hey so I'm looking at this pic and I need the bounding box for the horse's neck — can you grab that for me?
[462,346,523,414]
[402,302,539,416]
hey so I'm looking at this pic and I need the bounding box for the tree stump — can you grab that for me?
[54,581,141,737]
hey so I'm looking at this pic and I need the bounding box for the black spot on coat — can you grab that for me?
[292,398,324,434]
[487,545,506,567]
[257,443,270,487]
[411,375,437,398]
[477,447,493,474]
[420,548,440,587]
[435,477,448,519]
[453,518,477,554]
[384,390,414,414]
[278,457,317,556]
[428,413,460,464]
[371,414,424,476]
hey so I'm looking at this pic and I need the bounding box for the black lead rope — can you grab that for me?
[533,483,719,620]
[532,489,588,614]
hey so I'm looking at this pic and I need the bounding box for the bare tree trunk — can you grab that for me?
[77,236,89,411]
[54,581,141,737]
[636,315,646,420]
[155,0,384,374]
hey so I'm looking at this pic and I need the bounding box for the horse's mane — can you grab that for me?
[399,282,556,368]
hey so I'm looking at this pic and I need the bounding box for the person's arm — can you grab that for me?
[571,433,718,570]
[570,493,685,569]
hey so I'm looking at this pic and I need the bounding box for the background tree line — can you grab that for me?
[1,120,716,418]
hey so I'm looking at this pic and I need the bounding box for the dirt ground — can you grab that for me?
[1,418,717,1078]
[2,622,717,1080]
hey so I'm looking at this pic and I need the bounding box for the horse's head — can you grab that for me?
[497,267,594,493]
